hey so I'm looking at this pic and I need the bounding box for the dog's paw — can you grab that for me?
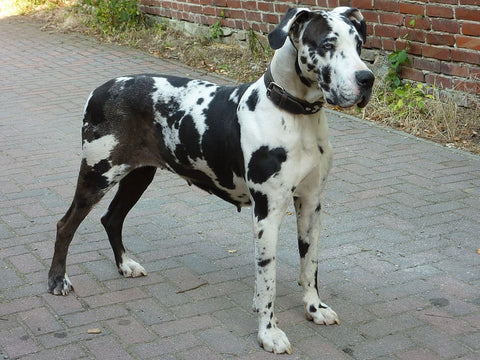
[118,255,147,278]
[305,302,340,325]
[258,327,292,354]
[48,273,73,296]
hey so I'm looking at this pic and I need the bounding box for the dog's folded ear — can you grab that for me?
[334,7,367,43]
[268,8,312,50]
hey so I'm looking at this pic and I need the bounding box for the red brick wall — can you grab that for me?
[140,0,480,95]
[360,0,480,95]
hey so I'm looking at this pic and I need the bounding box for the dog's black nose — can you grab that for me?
[355,70,374,89]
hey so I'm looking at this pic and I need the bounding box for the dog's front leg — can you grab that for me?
[294,189,339,326]
[251,191,292,354]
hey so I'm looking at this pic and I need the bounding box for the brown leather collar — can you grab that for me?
[264,66,323,115]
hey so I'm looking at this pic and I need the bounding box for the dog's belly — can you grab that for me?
[174,161,252,208]
[157,121,252,209]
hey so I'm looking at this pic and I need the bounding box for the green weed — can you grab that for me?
[208,20,223,40]
[208,10,225,40]
[386,82,434,115]
[82,0,143,35]
[385,47,409,90]
[247,28,268,58]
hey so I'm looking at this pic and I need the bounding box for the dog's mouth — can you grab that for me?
[325,90,372,109]
[351,85,373,108]
[356,92,371,108]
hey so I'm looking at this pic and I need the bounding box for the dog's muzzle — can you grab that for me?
[355,70,374,108]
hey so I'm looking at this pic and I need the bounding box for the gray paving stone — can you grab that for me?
[83,335,137,360]
[0,327,40,359]
[13,344,87,360]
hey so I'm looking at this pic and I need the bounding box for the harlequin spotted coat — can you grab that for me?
[48,6,374,354]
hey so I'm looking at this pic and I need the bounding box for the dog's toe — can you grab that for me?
[118,255,147,278]
[306,302,339,325]
[258,327,292,354]
[48,273,73,296]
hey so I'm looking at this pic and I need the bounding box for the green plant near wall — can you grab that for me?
[208,10,225,40]
[383,48,434,117]
[387,82,434,115]
[208,20,223,39]
[83,0,142,34]
[382,18,434,116]
[385,46,410,90]
[385,19,416,90]
[247,29,268,58]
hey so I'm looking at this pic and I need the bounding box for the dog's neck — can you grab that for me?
[268,40,324,104]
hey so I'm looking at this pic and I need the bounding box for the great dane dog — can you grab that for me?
[48,6,374,354]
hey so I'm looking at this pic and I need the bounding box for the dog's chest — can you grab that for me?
[238,86,331,188]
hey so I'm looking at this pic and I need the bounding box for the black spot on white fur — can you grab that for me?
[246,89,259,111]
[175,115,202,164]
[298,237,309,258]
[258,258,272,267]
[250,189,268,221]
[248,146,287,184]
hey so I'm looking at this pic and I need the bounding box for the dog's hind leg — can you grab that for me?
[48,160,125,295]
[101,166,156,278]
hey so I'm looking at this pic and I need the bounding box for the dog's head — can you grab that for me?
[269,7,374,108]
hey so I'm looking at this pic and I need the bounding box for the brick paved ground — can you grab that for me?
[1,16,479,360]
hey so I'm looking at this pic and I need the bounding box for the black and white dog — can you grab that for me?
[48,7,373,354]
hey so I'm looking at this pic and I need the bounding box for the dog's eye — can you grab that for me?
[322,43,334,51]
[356,41,362,55]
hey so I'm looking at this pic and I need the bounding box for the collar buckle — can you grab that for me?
[266,81,284,98]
